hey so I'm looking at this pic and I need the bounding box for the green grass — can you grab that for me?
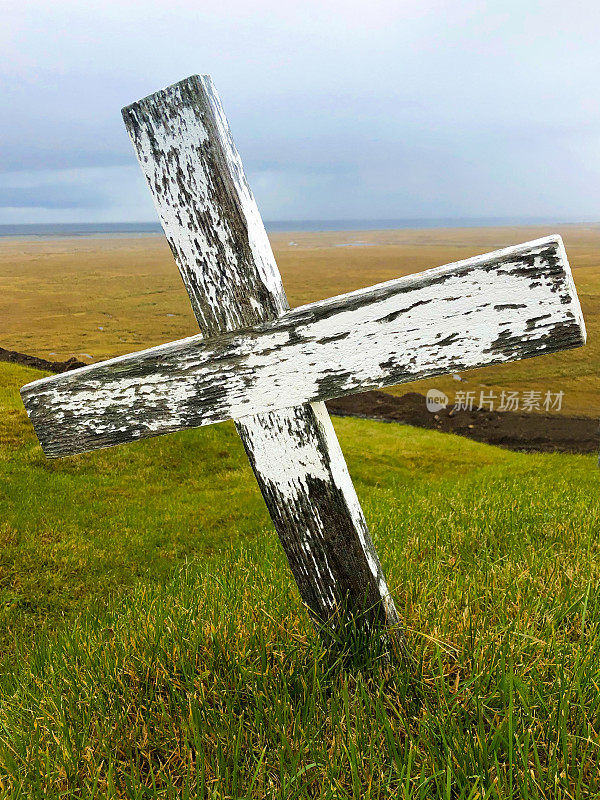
[0,362,600,797]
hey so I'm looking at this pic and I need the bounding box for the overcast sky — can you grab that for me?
[1,0,599,224]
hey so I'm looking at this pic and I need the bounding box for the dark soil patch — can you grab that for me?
[326,391,599,455]
[0,347,86,374]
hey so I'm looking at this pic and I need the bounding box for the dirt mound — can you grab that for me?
[0,347,86,374]
[326,391,599,454]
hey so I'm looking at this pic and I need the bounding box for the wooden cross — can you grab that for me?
[21,75,586,660]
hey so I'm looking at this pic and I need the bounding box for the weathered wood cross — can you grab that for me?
[21,76,586,659]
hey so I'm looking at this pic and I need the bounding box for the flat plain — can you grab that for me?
[0,226,599,798]
[1,224,599,415]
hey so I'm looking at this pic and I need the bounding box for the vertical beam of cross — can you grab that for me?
[122,76,405,656]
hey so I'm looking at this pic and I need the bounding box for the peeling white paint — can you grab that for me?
[238,407,331,498]
[122,75,287,335]
[22,236,586,457]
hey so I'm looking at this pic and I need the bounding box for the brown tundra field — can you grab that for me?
[1,224,598,417]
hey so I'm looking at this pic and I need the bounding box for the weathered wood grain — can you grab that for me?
[120,75,403,648]
[21,236,585,458]
[121,75,288,338]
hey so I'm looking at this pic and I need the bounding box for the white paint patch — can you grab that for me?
[239,408,330,499]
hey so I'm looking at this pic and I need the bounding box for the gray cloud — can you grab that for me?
[1,0,598,223]
[0,183,107,209]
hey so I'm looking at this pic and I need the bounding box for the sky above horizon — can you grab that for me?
[1,0,599,224]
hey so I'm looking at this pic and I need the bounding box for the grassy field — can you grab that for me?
[1,356,600,797]
[1,225,599,416]
[1,227,599,797]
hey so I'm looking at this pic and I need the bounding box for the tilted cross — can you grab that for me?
[21,76,586,660]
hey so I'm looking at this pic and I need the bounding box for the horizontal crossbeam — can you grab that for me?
[22,235,584,458]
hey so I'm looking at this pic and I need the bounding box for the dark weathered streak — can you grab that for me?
[119,75,404,653]
[21,237,585,458]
